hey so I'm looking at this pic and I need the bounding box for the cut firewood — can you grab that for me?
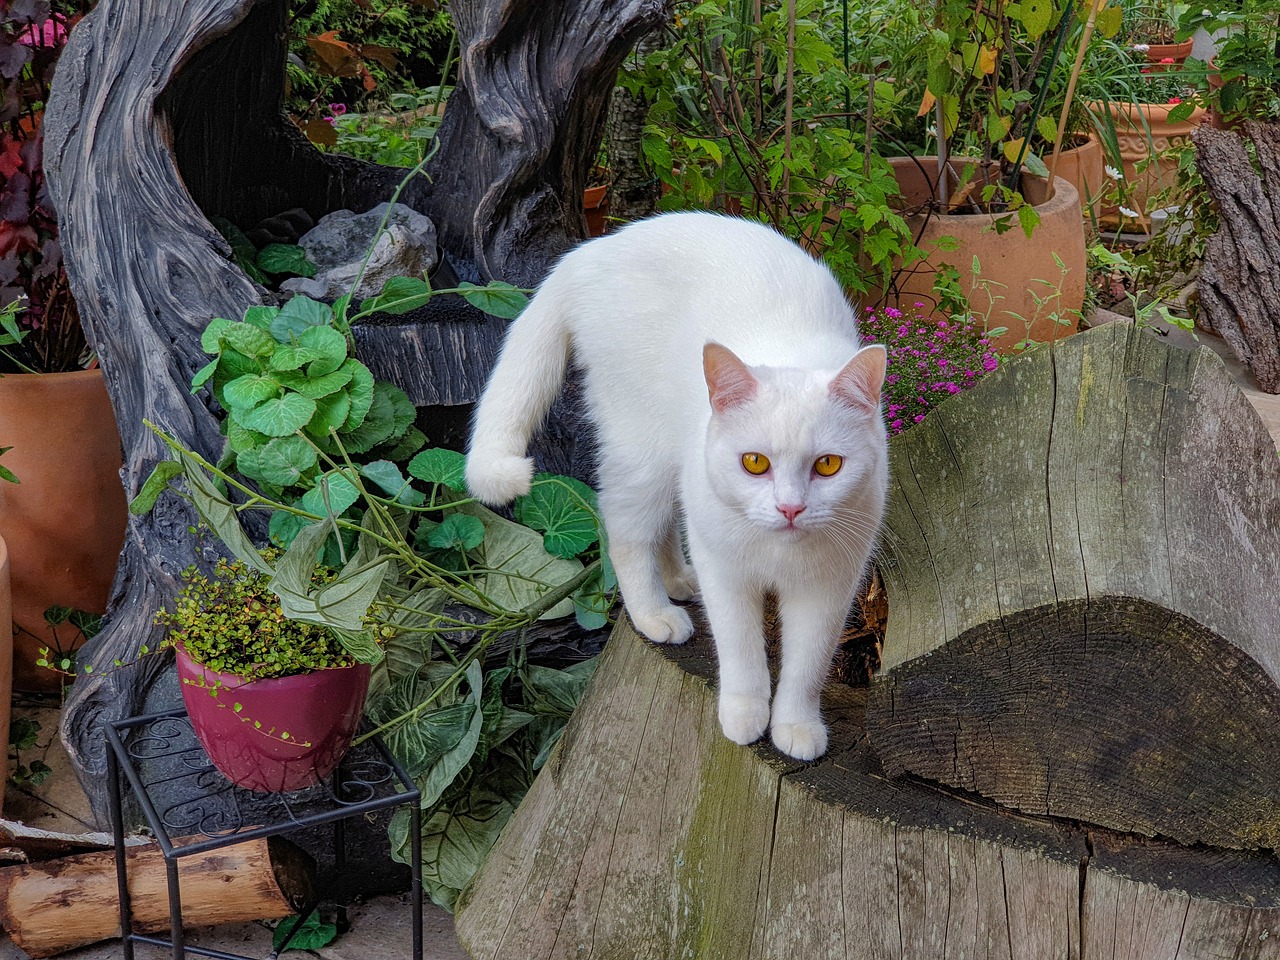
[0,834,312,957]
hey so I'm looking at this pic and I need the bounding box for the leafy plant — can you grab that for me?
[1181,0,1280,120]
[8,716,52,790]
[272,912,339,954]
[631,0,920,299]
[860,302,1000,435]
[0,1,95,373]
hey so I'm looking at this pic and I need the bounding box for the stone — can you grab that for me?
[282,202,438,303]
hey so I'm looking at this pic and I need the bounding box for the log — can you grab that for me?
[1194,121,1280,391]
[864,322,1280,851]
[0,835,312,958]
[455,616,1280,959]
[43,0,648,820]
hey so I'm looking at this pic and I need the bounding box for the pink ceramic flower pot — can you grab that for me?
[175,644,371,793]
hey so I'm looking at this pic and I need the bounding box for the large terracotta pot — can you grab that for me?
[1052,135,1106,224]
[175,643,371,793]
[0,535,11,812]
[1091,100,1205,229]
[0,369,126,692]
[884,157,1087,352]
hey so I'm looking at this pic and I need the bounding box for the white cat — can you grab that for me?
[465,212,888,760]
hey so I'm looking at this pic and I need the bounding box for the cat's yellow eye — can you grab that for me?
[741,452,771,475]
[813,454,844,477]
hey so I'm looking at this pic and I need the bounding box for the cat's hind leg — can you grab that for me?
[659,525,699,601]
[601,480,694,646]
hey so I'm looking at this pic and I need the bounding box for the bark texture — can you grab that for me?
[1195,121,1280,391]
[865,322,1280,851]
[456,616,1280,960]
[43,0,654,821]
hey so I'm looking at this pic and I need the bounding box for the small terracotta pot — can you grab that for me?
[583,183,609,237]
[1091,99,1206,229]
[882,157,1086,353]
[1144,38,1194,69]
[0,369,126,692]
[175,643,371,793]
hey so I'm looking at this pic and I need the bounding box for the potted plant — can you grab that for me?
[156,555,372,793]
[1180,0,1280,127]
[1124,0,1194,64]
[1084,35,1205,228]
[0,1,125,692]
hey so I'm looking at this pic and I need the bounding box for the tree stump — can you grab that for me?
[456,325,1280,958]
[1195,120,1280,392]
[42,0,661,822]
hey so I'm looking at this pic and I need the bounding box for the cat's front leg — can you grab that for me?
[771,585,854,761]
[698,565,770,746]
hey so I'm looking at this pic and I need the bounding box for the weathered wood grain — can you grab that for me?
[456,617,1280,959]
[865,322,1280,851]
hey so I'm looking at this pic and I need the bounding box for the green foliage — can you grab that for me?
[272,913,338,953]
[630,0,921,298]
[1182,0,1280,121]
[8,716,52,790]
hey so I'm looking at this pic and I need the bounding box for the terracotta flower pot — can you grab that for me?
[1091,100,1205,230]
[0,369,127,692]
[1051,135,1106,223]
[0,535,11,813]
[1144,38,1194,69]
[175,643,372,793]
[883,157,1086,353]
[583,183,609,237]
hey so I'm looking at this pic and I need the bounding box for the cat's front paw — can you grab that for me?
[631,605,694,645]
[770,721,828,761]
[465,453,534,506]
[719,693,770,746]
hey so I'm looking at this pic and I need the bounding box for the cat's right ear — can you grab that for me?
[703,342,758,414]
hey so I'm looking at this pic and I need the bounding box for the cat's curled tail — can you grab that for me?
[465,276,572,506]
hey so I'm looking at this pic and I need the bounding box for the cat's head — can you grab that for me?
[700,342,888,540]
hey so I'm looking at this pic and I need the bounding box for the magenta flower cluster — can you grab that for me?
[860,303,1000,436]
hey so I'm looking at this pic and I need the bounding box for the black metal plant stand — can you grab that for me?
[105,709,423,960]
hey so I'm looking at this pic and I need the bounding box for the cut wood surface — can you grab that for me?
[456,616,1280,960]
[865,322,1280,851]
[0,835,312,957]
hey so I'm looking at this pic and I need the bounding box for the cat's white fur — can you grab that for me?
[466,212,888,760]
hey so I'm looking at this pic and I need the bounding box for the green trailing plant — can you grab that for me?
[7,716,52,790]
[156,556,353,680]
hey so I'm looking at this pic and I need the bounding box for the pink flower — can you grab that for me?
[329,103,348,117]
[1167,96,1183,105]
[1160,57,1175,64]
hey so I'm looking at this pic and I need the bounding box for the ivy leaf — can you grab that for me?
[513,474,599,558]
[129,460,184,515]
[222,374,280,411]
[298,324,349,378]
[428,513,486,551]
[200,317,234,354]
[242,305,280,330]
[234,435,317,487]
[273,363,355,399]
[218,322,277,359]
[257,243,317,279]
[407,448,466,490]
[360,275,434,316]
[457,281,529,320]
[309,390,353,436]
[270,296,334,342]
[237,393,317,437]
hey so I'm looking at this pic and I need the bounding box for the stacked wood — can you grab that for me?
[457,325,1280,958]
[865,322,1280,851]
[0,835,312,957]
[1195,120,1280,391]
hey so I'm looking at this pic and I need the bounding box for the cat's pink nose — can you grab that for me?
[777,503,806,524]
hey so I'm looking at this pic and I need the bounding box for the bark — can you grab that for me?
[605,25,665,224]
[865,322,1280,851]
[417,0,669,285]
[1195,120,1280,391]
[456,616,1280,960]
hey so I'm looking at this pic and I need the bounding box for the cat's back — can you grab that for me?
[554,212,859,368]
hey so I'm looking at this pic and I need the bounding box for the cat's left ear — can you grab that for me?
[829,345,887,411]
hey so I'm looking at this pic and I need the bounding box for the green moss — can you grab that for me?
[156,557,352,680]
